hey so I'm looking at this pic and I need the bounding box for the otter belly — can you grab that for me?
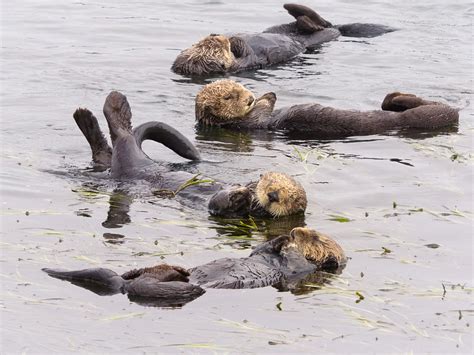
[188,257,283,289]
[235,33,305,67]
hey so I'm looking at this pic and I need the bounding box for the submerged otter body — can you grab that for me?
[172,3,395,76]
[195,80,460,138]
[43,227,347,304]
[73,91,307,218]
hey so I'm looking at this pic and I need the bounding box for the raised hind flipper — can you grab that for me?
[133,121,201,161]
[42,267,125,296]
[382,92,441,112]
[284,3,332,31]
[103,91,133,146]
[73,108,112,169]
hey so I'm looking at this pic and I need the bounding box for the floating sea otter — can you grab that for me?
[73,91,307,218]
[195,80,459,137]
[172,3,396,76]
[43,227,346,306]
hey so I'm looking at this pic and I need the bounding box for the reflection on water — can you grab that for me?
[102,190,133,229]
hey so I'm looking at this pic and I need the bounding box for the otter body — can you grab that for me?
[189,227,346,289]
[74,91,307,218]
[195,80,459,138]
[44,227,347,302]
[172,4,395,76]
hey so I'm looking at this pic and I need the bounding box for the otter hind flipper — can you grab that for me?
[382,92,437,112]
[133,121,201,161]
[283,3,332,31]
[103,91,133,146]
[42,267,125,295]
[73,108,112,168]
[336,23,396,38]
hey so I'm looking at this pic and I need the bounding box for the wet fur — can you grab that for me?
[195,80,459,137]
[172,4,395,76]
[43,228,346,299]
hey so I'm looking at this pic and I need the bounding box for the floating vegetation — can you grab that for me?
[71,186,111,200]
[164,343,226,351]
[1,208,65,217]
[381,204,472,222]
[381,247,392,255]
[327,214,352,223]
[153,174,215,198]
[211,216,260,241]
[355,291,365,303]
[73,255,101,264]
[409,141,474,164]
[100,312,145,321]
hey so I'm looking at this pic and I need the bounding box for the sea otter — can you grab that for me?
[73,91,307,218]
[43,227,346,305]
[195,80,459,137]
[171,3,395,76]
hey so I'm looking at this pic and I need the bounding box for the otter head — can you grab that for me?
[208,172,307,218]
[252,172,307,218]
[195,79,256,125]
[172,35,235,76]
[280,227,347,271]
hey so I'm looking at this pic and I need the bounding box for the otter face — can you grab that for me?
[281,227,347,270]
[253,172,307,218]
[196,79,256,125]
[172,35,235,76]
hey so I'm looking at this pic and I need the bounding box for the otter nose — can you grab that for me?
[247,96,255,106]
[267,191,279,203]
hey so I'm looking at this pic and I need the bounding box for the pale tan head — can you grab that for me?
[195,79,256,124]
[254,172,307,217]
[282,227,347,268]
[172,35,235,76]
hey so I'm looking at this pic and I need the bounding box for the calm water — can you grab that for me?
[1,0,473,353]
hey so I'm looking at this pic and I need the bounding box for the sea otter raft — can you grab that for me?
[171,3,396,76]
[195,80,459,138]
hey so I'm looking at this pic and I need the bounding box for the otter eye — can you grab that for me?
[223,94,232,100]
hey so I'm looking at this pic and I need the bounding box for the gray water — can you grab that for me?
[1,0,473,353]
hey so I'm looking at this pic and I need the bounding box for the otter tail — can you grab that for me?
[103,91,133,146]
[335,23,397,38]
[73,108,112,169]
[400,105,459,130]
[42,267,125,295]
[133,121,201,161]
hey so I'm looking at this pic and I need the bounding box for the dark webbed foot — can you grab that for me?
[382,92,440,112]
[73,108,112,168]
[284,3,332,33]
[296,16,324,34]
[103,91,133,145]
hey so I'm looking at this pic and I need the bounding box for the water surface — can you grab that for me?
[1,0,473,353]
